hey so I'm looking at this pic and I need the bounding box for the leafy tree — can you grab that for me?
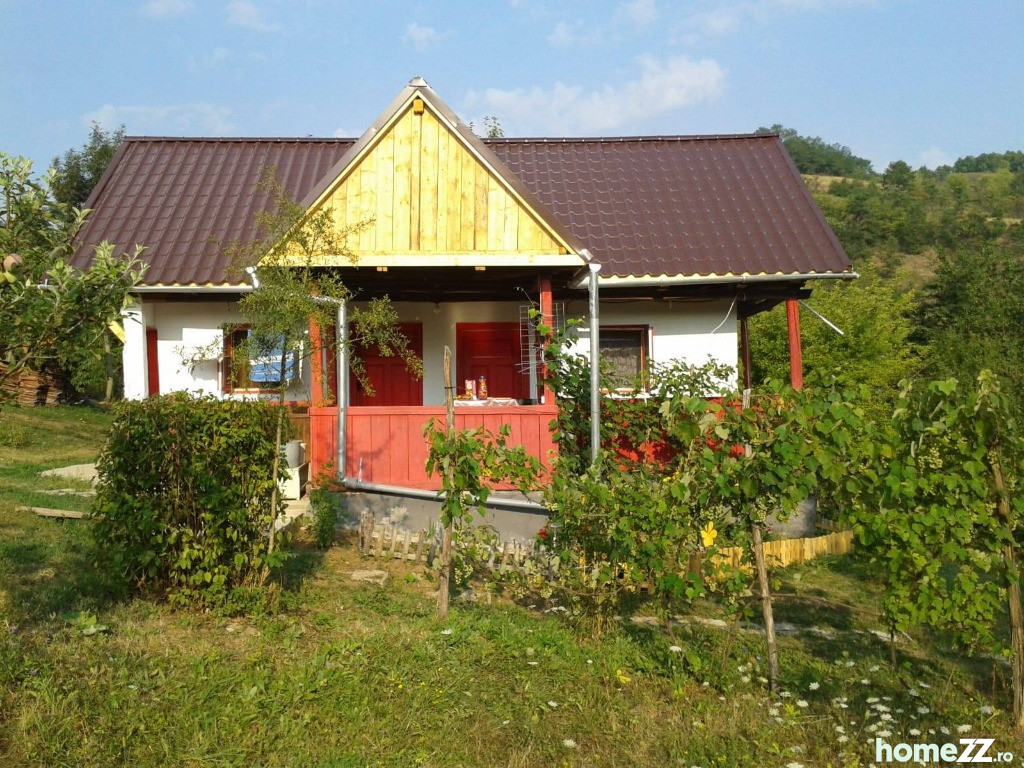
[756,124,874,177]
[748,267,922,419]
[0,152,143,405]
[881,160,913,192]
[919,243,1024,414]
[51,123,125,208]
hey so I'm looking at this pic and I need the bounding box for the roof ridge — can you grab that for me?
[483,133,777,143]
[117,133,778,145]
[121,136,357,143]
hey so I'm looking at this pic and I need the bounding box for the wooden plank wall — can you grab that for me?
[321,106,562,257]
[308,405,558,490]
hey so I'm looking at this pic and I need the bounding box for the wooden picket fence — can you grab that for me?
[715,529,854,570]
[357,511,854,574]
[358,511,550,571]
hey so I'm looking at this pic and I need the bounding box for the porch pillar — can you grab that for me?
[786,299,803,389]
[121,301,148,400]
[309,316,325,407]
[740,313,753,391]
[538,276,555,405]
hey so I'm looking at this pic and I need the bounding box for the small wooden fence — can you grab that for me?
[716,530,854,569]
[359,511,546,571]
[358,512,854,574]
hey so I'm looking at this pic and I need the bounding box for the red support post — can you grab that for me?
[538,276,555,405]
[309,316,325,407]
[786,299,803,390]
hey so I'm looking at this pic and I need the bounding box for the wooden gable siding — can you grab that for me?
[318,105,565,258]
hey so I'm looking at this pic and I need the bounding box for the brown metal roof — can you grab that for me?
[73,137,353,286]
[488,135,850,279]
[72,133,850,286]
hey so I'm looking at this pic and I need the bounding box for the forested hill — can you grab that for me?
[750,126,1024,420]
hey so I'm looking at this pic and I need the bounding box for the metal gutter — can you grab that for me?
[570,271,859,290]
[134,284,254,294]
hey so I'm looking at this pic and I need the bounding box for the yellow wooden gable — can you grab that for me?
[297,88,582,268]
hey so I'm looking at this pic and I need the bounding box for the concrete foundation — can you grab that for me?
[340,489,549,543]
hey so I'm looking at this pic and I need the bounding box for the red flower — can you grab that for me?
[537,527,548,540]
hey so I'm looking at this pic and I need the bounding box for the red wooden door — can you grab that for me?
[146,327,160,397]
[349,323,423,406]
[456,323,528,400]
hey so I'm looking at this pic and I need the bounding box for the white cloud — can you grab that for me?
[333,127,361,138]
[463,55,725,135]
[84,103,234,136]
[547,21,575,49]
[141,0,194,18]
[226,0,280,33]
[615,0,659,29]
[402,22,446,52]
[917,146,952,170]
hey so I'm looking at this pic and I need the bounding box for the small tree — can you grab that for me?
[425,347,540,619]
[52,123,125,208]
[0,152,143,405]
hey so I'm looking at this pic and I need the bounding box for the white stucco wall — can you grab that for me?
[566,297,739,393]
[123,295,738,401]
[123,299,311,400]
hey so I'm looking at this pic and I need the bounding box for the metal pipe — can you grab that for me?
[570,270,859,290]
[336,300,347,481]
[343,477,547,512]
[588,262,601,465]
[798,299,845,336]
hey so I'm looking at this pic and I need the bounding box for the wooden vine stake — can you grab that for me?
[745,387,780,693]
[992,456,1024,730]
[437,345,455,620]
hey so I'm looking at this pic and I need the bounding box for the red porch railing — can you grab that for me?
[308,405,559,490]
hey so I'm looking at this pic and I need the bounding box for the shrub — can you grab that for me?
[309,488,341,548]
[91,394,288,604]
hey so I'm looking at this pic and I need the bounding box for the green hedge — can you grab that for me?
[91,394,288,603]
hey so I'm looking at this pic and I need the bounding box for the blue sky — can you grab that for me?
[2,0,1022,175]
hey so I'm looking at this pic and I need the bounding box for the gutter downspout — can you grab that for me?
[307,295,347,482]
[588,262,601,466]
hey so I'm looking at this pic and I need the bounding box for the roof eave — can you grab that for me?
[573,271,859,290]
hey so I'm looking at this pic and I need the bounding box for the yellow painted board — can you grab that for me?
[376,127,395,252]
[486,176,504,251]
[446,131,463,252]
[419,109,438,251]
[460,149,477,251]
[358,151,377,252]
[409,109,421,251]
[392,108,413,251]
[473,162,489,252]
[435,123,449,252]
[503,193,519,251]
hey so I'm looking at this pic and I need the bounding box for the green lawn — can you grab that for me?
[1,405,1021,766]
